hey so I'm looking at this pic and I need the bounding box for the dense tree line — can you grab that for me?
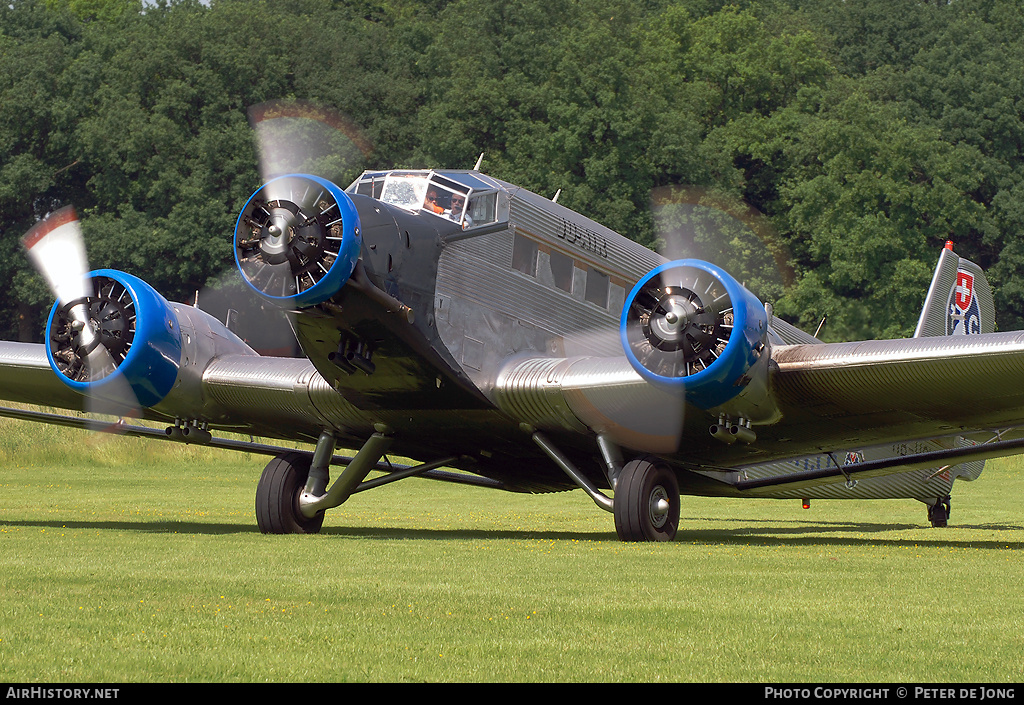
[1,0,1022,342]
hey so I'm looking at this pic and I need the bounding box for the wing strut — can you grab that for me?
[0,405,501,489]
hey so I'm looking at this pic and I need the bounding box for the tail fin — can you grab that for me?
[914,241,995,337]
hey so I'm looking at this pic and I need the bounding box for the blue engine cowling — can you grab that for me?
[234,174,361,308]
[620,259,771,414]
[45,269,182,410]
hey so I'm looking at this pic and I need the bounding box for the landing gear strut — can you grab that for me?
[613,456,680,542]
[529,429,682,542]
[927,495,951,528]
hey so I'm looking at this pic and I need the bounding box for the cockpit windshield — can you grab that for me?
[347,169,508,230]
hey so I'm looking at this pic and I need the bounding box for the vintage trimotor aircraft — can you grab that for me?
[4,154,1024,541]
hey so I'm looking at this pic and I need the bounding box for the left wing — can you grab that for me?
[0,341,83,411]
[772,331,1024,437]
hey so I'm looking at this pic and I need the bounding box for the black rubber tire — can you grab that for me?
[255,452,324,534]
[614,456,680,542]
[927,496,951,528]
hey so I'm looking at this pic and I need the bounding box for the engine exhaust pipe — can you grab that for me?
[709,422,736,444]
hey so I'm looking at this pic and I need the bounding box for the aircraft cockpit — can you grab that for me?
[347,170,510,231]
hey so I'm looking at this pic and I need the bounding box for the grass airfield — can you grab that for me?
[1,416,1022,683]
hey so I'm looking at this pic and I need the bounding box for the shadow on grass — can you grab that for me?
[676,515,1024,550]
[2,518,260,535]
[4,516,1023,550]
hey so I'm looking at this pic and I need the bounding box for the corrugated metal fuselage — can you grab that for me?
[282,182,983,502]
[285,186,664,492]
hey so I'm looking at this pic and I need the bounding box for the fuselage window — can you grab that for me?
[466,192,497,227]
[584,267,609,308]
[550,249,574,293]
[512,232,539,276]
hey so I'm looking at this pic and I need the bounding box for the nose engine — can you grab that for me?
[234,174,361,308]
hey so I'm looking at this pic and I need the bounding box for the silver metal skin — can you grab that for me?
[493,354,685,454]
[153,304,260,424]
[771,331,1024,433]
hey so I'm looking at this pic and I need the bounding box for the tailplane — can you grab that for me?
[914,241,995,337]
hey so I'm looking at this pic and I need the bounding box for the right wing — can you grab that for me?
[0,340,345,443]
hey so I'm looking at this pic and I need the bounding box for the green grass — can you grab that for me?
[1,414,1022,682]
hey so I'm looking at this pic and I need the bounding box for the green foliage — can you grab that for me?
[1,0,1022,341]
[43,0,140,23]
[716,80,991,338]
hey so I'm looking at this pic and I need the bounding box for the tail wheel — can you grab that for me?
[614,456,680,542]
[256,452,324,534]
[927,496,951,528]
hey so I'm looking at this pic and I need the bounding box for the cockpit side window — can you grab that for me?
[424,178,471,225]
[423,186,448,215]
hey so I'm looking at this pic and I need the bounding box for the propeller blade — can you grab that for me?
[650,185,793,302]
[22,206,90,306]
[248,99,373,198]
[22,208,141,422]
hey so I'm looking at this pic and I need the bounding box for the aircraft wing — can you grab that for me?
[489,327,1024,469]
[0,339,332,442]
[0,341,84,411]
[771,331,1024,437]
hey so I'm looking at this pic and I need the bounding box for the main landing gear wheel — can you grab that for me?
[614,457,680,542]
[256,452,324,534]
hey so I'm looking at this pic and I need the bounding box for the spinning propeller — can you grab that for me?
[560,185,791,453]
[22,207,142,419]
[626,186,790,423]
[165,101,373,354]
[210,101,373,330]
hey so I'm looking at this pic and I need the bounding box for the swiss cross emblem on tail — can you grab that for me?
[955,271,973,310]
[946,269,981,335]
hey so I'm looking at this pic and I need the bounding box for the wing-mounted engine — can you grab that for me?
[492,260,782,454]
[620,260,780,428]
[234,174,362,307]
[45,269,257,423]
[46,269,182,409]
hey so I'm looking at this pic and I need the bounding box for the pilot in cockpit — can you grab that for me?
[450,193,474,228]
[424,189,445,215]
